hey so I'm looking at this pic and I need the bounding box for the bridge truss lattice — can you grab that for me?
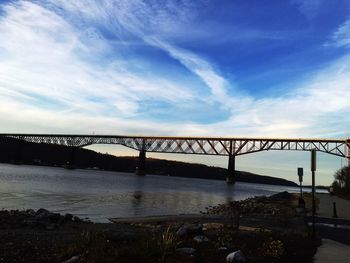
[1,134,349,161]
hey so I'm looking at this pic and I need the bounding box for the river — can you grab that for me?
[0,163,306,222]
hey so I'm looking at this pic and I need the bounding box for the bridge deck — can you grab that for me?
[0,134,349,160]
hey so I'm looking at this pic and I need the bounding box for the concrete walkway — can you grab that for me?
[316,193,350,219]
[313,195,350,262]
[314,239,350,263]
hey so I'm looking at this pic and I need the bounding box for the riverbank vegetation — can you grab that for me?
[332,166,350,200]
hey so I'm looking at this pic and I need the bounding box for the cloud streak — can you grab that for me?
[328,17,350,48]
[0,1,197,118]
[0,0,349,141]
[290,0,323,19]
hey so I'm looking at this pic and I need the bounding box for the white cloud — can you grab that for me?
[328,18,350,48]
[0,0,350,141]
[207,55,350,138]
[0,1,196,119]
[144,37,238,109]
[291,0,323,19]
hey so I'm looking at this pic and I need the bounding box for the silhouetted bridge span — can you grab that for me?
[1,134,349,184]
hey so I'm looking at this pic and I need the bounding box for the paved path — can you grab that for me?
[316,193,350,219]
[311,195,350,262]
[314,239,350,263]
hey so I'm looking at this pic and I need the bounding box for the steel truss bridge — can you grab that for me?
[1,134,349,183]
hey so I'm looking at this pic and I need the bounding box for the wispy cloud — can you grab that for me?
[0,0,349,141]
[0,1,197,119]
[144,37,238,108]
[327,17,350,48]
[290,0,323,19]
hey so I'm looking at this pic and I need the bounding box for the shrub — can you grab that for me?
[261,238,285,259]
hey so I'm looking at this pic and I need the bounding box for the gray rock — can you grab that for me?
[193,235,209,243]
[35,208,50,219]
[62,256,79,263]
[48,213,61,222]
[64,213,73,221]
[26,209,36,216]
[176,226,187,236]
[176,224,202,237]
[176,247,196,255]
[34,209,62,223]
[226,250,246,263]
[72,216,82,222]
[45,223,58,231]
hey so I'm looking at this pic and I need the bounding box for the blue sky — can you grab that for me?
[0,0,350,185]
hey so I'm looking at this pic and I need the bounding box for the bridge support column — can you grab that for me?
[136,150,146,176]
[226,154,236,184]
[14,140,23,164]
[65,146,77,169]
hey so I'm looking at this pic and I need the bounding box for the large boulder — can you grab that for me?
[35,208,51,219]
[193,235,209,243]
[35,209,61,222]
[62,256,79,263]
[176,224,202,237]
[226,250,246,263]
[176,247,196,255]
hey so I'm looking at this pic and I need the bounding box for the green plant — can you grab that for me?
[332,166,350,196]
[157,225,179,262]
[216,231,235,248]
[139,225,179,263]
[261,238,284,259]
[59,229,117,263]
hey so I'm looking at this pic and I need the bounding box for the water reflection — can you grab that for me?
[0,163,303,222]
[224,184,236,203]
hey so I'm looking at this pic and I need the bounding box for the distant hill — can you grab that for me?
[0,137,297,187]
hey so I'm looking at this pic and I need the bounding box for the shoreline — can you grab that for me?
[0,191,322,262]
[3,191,350,262]
[0,162,324,190]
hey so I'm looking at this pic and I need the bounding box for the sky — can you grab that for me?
[0,0,350,185]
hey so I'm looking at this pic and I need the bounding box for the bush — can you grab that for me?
[261,239,285,259]
[333,166,350,194]
[139,225,179,263]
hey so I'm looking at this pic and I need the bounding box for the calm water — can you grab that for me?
[0,163,303,222]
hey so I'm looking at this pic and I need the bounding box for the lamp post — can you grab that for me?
[298,167,304,199]
[311,149,317,237]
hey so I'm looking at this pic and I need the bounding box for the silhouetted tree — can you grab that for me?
[333,166,350,193]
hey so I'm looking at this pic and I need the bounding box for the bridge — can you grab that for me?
[1,133,349,184]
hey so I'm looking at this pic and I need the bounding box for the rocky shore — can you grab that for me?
[0,192,320,262]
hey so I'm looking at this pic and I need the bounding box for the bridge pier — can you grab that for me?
[136,150,146,176]
[14,140,23,164]
[226,154,236,184]
[65,146,77,169]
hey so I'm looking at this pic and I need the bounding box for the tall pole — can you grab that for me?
[311,149,316,237]
[346,139,350,167]
[226,140,235,184]
[298,167,303,199]
[136,139,146,176]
